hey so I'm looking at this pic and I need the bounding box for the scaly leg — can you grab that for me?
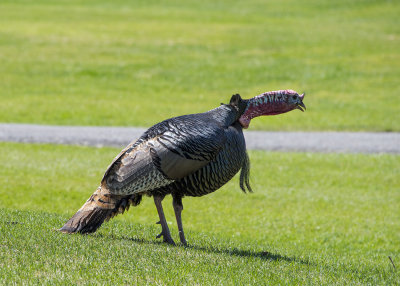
[153,195,175,245]
[172,195,187,246]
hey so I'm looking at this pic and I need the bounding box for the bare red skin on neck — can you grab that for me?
[239,90,298,129]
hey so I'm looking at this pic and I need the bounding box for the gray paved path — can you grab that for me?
[0,123,399,154]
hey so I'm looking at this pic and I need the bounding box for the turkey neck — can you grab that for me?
[239,89,296,128]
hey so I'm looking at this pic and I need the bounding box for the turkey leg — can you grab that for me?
[172,196,187,246]
[153,195,175,245]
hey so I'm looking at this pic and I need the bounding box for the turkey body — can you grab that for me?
[60,96,251,245]
[104,105,250,198]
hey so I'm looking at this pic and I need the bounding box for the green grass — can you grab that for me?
[0,0,399,131]
[0,142,399,284]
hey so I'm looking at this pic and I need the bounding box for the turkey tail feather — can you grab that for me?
[59,187,142,234]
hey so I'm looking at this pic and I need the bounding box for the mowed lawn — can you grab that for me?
[0,0,399,131]
[0,143,398,284]
[1,0,399,284]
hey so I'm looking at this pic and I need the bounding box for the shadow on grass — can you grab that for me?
[93,233,310,265]
[186,244,311,265]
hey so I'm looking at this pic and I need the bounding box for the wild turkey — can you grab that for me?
[60,89,306,245]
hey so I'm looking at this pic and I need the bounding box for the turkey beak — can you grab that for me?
[296,93,306,112]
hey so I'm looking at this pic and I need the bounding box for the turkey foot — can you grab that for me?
[154,195,176,245]
[155,230,175,245]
